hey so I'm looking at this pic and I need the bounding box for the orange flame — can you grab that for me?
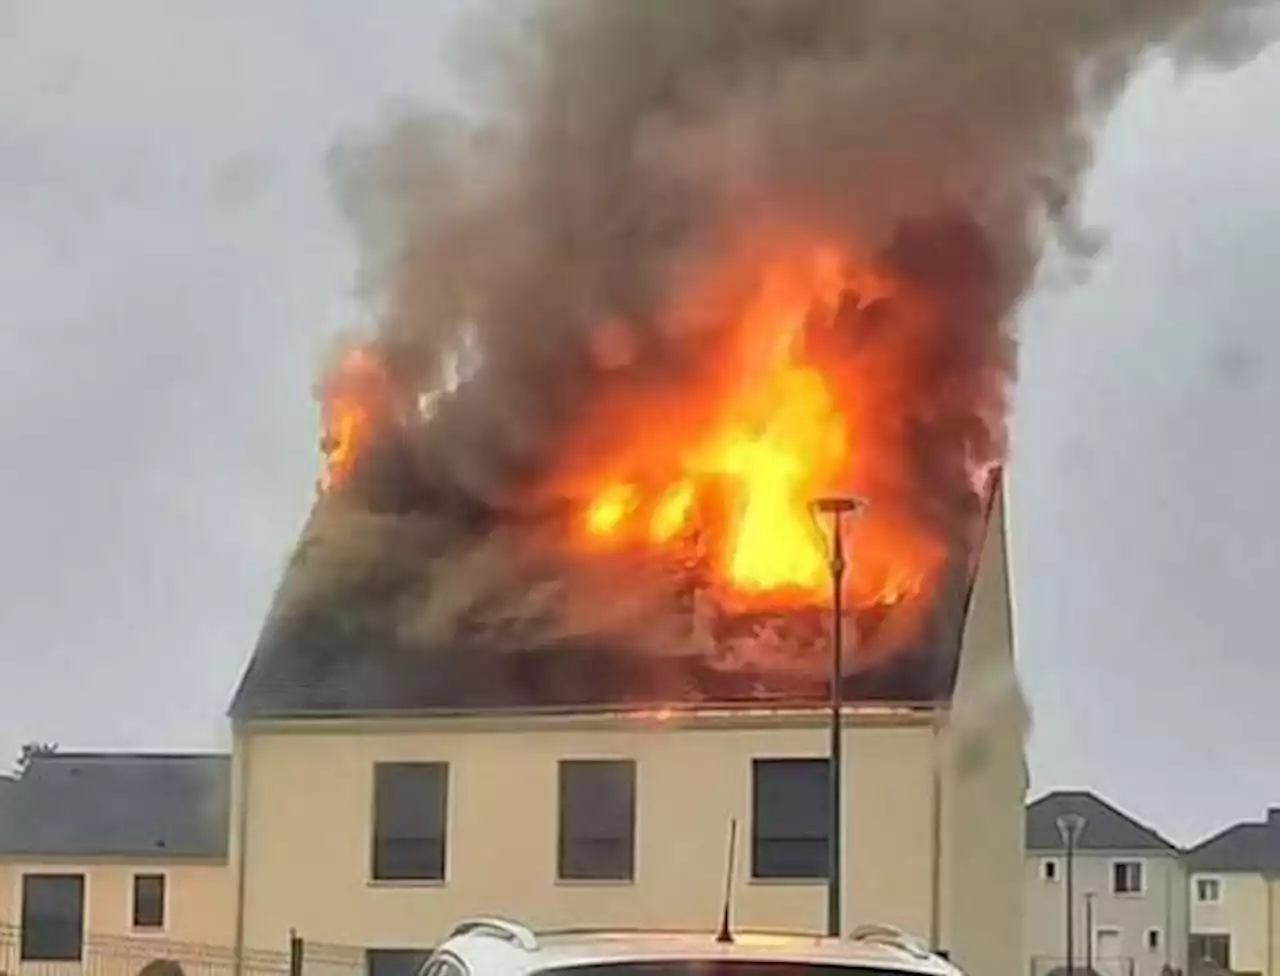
[572,237,943,612]
[319,345,394,493]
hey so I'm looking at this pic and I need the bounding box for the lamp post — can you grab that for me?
[1057,814,1088,976]
[810,495,865,938]
[1084,892,1096,976]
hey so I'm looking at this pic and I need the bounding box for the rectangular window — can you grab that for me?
[1112,859,1144,895]
[366,949,433,976]
[751,758,830,880]
[372,762,449,882]
[1196,877,1223,903]
[132,873,166,929]
[1040,858,1060,882]
[1190,933,1231,970]
[20,874,85,962]
[558,759,636,881]
[1146,928,1161,952]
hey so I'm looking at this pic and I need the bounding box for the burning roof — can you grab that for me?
[233,0,1272,718]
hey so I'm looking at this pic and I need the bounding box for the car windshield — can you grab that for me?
[540,963,921,976]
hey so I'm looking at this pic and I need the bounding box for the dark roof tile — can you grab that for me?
[1026,791,1178,853]
[0,753,230,859]
[1187,810,1280,873]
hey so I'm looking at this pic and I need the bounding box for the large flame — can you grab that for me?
[569,238,944,612]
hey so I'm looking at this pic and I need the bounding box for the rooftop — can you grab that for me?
[229,475,1002,721]
[0,752,231,859]
[1025,791,1179,854]
[1187,808,1280,873]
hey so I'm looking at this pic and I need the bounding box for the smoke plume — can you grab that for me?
[289,0,1274,665]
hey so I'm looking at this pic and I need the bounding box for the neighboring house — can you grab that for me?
[0,752,235,964]
[1025,791,1187,976]
[1185,807,1280,976]
[223,481,1027,976]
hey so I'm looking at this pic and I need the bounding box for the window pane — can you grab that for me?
[751,759,830,880]
[372,763,448,881]
[133,874,166,928]
[559,760,635,881]
[753,837,829,880]
[20,875,85,962]
[367,949,433,976]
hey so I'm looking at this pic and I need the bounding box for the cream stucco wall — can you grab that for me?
[235,712,941,953]
[1189,872,1279,976]
[0,859,234,945]
[940,480,1028,976]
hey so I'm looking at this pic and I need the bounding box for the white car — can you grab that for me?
[419,919,965,976]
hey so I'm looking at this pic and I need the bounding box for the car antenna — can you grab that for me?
[716,818,738,944]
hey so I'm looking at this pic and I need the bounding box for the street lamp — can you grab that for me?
[1057,813,1088,976]
[810,494,866,938]
[1084,892,1096,976]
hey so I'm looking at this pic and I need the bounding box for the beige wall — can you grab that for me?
[1024,853,1187,976]
[940,479,1027,976]
[1189,872,1279,976]
[236,713,940,953]
[0,859,234,945]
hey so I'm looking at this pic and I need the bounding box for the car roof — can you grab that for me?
[433,921,960,976]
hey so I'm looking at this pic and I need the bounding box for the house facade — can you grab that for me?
[224,481,1025,976]
[1185,807,1280,976]
[1024,792,1187,976]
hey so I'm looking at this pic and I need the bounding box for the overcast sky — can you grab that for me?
[1,1,1277,846]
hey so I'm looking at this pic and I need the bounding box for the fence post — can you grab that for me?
[290,930,304,976]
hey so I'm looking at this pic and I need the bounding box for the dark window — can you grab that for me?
[1190,933,1231,970]
[751,758,830,880]
[367,949,434,976]
[132,874,166,929]
[1112,860,1144,895]
[558,759,636,881]
[372,762,448,881]
[20,874,85,961]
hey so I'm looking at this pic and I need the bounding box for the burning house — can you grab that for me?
[220,1,1271,975]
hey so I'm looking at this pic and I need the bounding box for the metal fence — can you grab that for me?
[1030,956,1138,976]
[0,925,363,976]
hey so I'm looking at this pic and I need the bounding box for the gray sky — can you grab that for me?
[1,0,1276,846]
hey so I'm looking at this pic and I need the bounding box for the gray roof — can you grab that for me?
[229,471,1002,720]
[1187,809,1280,873]
[0,753,231,859]
[1026,791,1179,853]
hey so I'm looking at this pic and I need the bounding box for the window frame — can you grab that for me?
[1110,858,1145,896]
[370,761,450,883]
[1195,875,1224,904]
[1040,858,1061,883]
[130,872,168,931]
[19,872,87,962]
[750,757,831,882]
[557,758,637,883]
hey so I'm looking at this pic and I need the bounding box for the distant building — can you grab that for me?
[0,753,233,960]
[1025,791,1187,976]
[1185,807,1280,976]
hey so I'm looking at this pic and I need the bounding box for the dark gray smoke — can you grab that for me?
[289,0,1275,666]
